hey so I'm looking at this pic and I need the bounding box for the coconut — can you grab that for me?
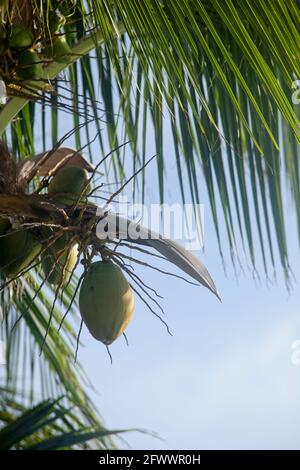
[17,49,42,80]
[79,261,135,345]
[0,229,42,277]
[42,243,78,286]
[44,36,71,63]
[8,24,33,49]
[48,166,91,205]
[41,230,78,285]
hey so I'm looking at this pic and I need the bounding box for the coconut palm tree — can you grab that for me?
[0,0,300,448]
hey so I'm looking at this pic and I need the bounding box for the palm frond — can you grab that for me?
[1,0,299,278]
[0,391,132,450]
[1,0,300,449]
[1,271,116,449]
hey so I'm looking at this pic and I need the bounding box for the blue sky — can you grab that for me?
[72,114,300,449]
[77,204,300,449]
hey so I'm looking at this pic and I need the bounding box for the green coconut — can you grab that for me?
[44,36,71,63]
[41,229,78,285]
[42,242,78,286]
[48,166,90,205]
[17,49,42,80]
[79,261,135,345]
[0,229,42,277]
[8,24,33,49]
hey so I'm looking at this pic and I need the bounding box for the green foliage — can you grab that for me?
[0,391,130,450]
[1,0,300,448]
[0,229,42,277]
[1,0,299,279]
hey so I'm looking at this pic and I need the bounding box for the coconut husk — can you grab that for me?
[17,146,95,187]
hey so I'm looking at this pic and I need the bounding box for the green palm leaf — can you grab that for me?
[0,392,133,450]
[1,0,300,449]
[1,0,299,277]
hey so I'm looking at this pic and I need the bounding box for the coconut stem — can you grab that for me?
[0,21,126,135]
[0,193,67,222]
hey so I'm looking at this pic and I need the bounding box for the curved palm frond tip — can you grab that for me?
[98,212,220,299]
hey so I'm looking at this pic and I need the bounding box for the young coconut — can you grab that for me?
[0,229,42,277]
[8,24,33,49]
[79,261,135,345]
[48,166,91,205]
[44,36,71,63]
[41,230,78,285]
[17,49,42,80]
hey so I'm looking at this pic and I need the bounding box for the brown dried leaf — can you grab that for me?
[17,147,95,187]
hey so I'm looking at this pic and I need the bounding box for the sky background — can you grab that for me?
[74,112,300,450]
[2,69,300,450]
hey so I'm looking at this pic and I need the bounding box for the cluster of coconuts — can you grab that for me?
[0,10,71,82]
[40,166,91,286]
[0,166,89,281]
[0,165,135,345]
